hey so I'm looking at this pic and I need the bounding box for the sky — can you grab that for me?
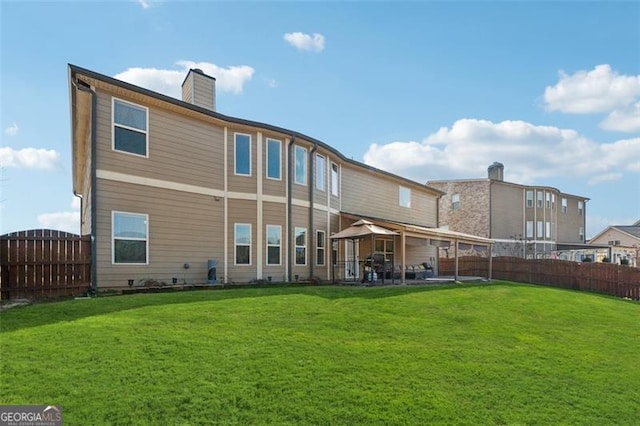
[1,0,639,239]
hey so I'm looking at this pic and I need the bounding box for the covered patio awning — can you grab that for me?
[330,219,399,240]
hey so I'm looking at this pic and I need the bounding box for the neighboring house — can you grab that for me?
[427,162,589,258]
[69,65,490,289]
[587,221,640,266]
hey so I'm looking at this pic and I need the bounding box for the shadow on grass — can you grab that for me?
[0,282,512,333]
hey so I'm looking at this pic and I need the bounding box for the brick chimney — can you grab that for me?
[488,162,504,181]
[181,68,216,111]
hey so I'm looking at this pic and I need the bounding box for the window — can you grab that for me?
[112,211,148,264]
[316,154,325,191]
[579,227,585,240]
[452,193,460,210]
[551,193,556,209]
[526,221,534,238]
[546,221,551,239]
[399,186,411,208]
[113,99,148,156]
[235,133,251,176]
[294,146,307,185]
[537,191,543,208]
[266,138,281,180]
[316,230,326,265]
[331,163,339,196]
[537,221,543,238]
[546,192,551,209]
[578,201,584,216]
[374,239,394,262]
[562,198,567,213]
[526,190,534,208]
[266,225,281,265]
[234,224,251,265]
[295,227,307,265]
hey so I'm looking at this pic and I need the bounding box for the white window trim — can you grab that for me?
[112,211,149,265]
[112,97,149,158]
[294,146,307,186]
[537,221,543,239]
[452,193,460,210]
[266,225,282,265]
[562,198,568,214]
[526,190,533,208]
[526,221,534,239]
[399,186,411,208]
[537,191,543,208]
[266,138,281,181]
[316,154,326,191]
[295,227,307,265]
[234,132,252,177]
[317,230,326,266]
[331,162,339,197]
[234,223,252,265]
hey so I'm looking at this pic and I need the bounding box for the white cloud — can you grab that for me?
[37,212,80,234]
[268,79,278,89]
[0,147,61,170]
[363,119,640,186]
[4,122,19,137]
[543,64,640,114]
[114,60,255,98]
[587,173,623,186]
[137,0,150,9]
[283,32,325,52]
[600,101,640,133]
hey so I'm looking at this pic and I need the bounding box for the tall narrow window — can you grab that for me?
[112,211,148,264]
[113,99,148,156]
[526,191,533,208]
[452,193,460,210]
[545,192,551,208]
[331,163,339,196]
[316,230,326,265]
[266,225,281,265]
[266,138,281,180]
[562,198,568,213]
[316,154,326,191]
[537,221,543,238]
[551,193,556,209]
[234,223,251,265]
[578,201,584,216]
[295,227,307,265]
[294,146,307,185]
[399,186,411,208]
[526,221,533,238]
[235,133,251,176]
[537,191,543,208]
[579,226,584,240]
[546,221,551,238]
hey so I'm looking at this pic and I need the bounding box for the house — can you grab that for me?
[427,162,589,258]
[69,65,491,289]
[586,221,640,266]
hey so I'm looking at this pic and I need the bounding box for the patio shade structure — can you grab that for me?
[330,219,399,283]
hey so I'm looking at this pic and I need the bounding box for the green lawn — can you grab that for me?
[1,282,639,425]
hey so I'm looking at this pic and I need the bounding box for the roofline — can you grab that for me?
[589,225,640,243]
[427,177,589,201]
[68,64,444,197]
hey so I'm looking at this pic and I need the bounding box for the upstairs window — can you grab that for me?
[266,138,281,180]
[562,198,568,213]
[537,191,543,208]
[526,191,533,208]
[578,201,584,216]
[112,211,148,264]
[294,146,307,185]
[235,133,251,176]
[331,163,339,196]
[113,99,148,156]
[546,192,551,209]
[399,186,411,208]
[452,193,460,210]
[316,154,326,191]
[579,227,585,240]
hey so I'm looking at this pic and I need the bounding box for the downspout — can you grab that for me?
[309,142,318,281]
[74,80,98,294]
[287,136,296,282]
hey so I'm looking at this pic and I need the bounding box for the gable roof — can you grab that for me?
[589,224,640,244]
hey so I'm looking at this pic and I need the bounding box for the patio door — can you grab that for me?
[345,240,359,280]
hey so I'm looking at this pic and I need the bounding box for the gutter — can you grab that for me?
[72,78,98,294]
[309,142,318,280]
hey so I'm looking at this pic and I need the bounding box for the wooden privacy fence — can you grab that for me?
[1,229,91,300]
[439,256,640,300]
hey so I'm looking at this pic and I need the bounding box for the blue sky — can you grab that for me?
[1,0,639,238]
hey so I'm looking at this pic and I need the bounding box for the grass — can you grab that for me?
[1,282,639,425]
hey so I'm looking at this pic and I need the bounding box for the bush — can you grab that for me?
[602,256,610,263]
[620,258,630,265]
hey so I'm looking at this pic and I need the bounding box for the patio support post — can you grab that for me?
[488,243,493,281]
[401,231,406,283]
[454,239,459,282]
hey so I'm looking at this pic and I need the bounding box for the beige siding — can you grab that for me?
[95,179,223,289]
[262,201,287,282]
[192,74,215,111]
[557,195,586,243]
[590,228,639,247]
[491,183,525,239]
[95,90,224,189]
[227,199,258,283]
[341,164,438,227]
